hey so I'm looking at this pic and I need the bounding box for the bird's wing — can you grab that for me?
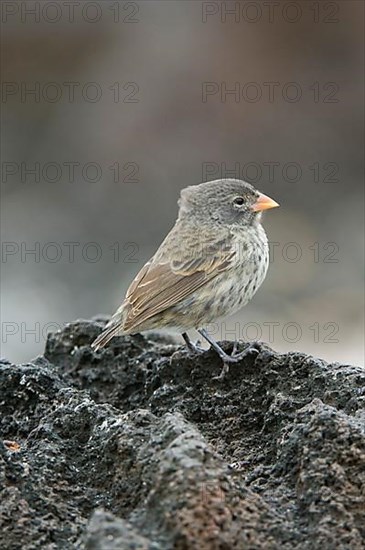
[123,228,235,332]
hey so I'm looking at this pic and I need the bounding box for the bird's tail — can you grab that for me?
[91,321,123,351]
[92,302,128,351]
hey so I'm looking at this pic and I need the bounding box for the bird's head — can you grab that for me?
[178,179,279,228]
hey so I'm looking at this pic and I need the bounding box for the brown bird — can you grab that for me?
[92,179,279,366]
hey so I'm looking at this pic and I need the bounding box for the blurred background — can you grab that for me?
[1,0,364,366]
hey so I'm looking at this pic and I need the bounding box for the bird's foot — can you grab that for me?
[198,328,260,363]
[212,343,260,380]
[220,341,260,363]
[182,332,205,355]
[196,328,260,380]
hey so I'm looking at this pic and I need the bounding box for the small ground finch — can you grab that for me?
[92,179,279,366]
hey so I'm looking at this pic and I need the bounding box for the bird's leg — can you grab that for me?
[198,328,259,364]
[182,332,204,354]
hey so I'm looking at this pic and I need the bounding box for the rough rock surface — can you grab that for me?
[0,320,364,550]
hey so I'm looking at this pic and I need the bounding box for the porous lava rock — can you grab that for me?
[1,320,364,549]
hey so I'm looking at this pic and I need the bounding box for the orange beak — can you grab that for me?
[251,192,279,212]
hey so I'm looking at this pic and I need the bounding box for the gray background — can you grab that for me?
[1,0,364,365]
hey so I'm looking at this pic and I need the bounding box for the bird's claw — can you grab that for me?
[188,342,205,354]
[182,332,205,355]
[220,341,260,364]
[212,342,260,380]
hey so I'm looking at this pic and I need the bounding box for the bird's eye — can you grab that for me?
[233,197,244,206]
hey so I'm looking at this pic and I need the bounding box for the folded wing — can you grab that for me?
[123,227,235,332]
